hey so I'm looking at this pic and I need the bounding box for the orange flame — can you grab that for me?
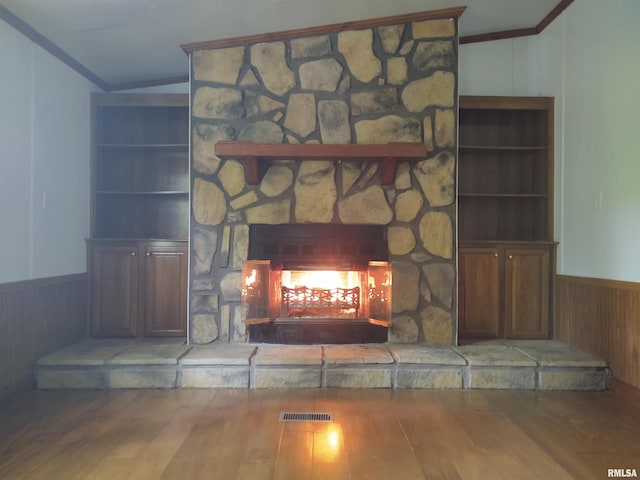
[282,270,359,289]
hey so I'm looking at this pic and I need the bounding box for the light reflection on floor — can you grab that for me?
[310,422,344,463]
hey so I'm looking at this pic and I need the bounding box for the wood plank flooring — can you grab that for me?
[0,388,638,479]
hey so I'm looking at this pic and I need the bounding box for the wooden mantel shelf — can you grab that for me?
[214,141,428,185]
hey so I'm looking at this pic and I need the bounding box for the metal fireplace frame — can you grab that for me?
[244,224,391,344]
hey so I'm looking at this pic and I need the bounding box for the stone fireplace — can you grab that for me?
[242,224,392,343]
[187,10,459,345]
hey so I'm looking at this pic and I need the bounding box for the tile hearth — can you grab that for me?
[35,340,609,391]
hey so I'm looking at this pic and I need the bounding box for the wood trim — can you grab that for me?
[0,5,109,91]
[215,141,427,159]
[546,97,555,241]
[460,0,574,44]
[181,7,466,52]
[0,273,87,404]
[555,274,640,389]
[0,379,33,408]
[610,378,640,407]
[3,0,573,87]
[459,95,554,110]
[91,92,189,108]
[0,5,187,92]
[107,75,190,93]
[458,240,557,247]
[0,273,88,294]
[2,0,574,88]
[460,27,537,45]
[536,0,575,32]
[556,274,640,292]
[215,141,427,185]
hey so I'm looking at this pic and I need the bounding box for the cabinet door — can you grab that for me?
[459,248,501,338]
[504,248,550,338]
[90,245,138,337]
[142,244,188,336]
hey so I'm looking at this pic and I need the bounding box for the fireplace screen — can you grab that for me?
[242,260,391,325]
[242,224,391,343]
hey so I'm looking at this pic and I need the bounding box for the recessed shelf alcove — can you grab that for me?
[214,141,428,185]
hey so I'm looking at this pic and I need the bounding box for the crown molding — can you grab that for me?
[182,7,466,52]
[460,0,573,44]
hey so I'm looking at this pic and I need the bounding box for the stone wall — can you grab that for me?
[189,17,458,345]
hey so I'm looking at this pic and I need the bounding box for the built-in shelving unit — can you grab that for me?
[458,96,554,243]
[89,93,189,338]
[458,96,555,340]
[92,95,189,240]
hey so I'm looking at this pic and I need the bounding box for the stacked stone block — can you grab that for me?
[189,18,459,344]
[35,340,610,391]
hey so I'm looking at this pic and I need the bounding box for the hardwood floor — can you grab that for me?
[0,388,638,479]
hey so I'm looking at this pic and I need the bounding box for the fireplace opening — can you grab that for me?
[242,225,391,344]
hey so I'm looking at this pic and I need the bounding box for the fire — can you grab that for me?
[282,270,363,316]
[281,270,360,289]
[245,269,257,286]
[241,259,391,324]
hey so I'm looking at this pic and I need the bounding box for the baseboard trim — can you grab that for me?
[610,378,640,406]
[0,379,34,408]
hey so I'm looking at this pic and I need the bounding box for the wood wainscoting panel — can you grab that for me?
[555,274,640,389]
[0,274,87,404]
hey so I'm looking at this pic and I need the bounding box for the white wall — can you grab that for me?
[0,21,99,283]
[459,0,640,282]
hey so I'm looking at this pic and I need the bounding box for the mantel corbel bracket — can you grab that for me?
[214,141,428,186]
[245,155,259,185]
[380,157,397,186]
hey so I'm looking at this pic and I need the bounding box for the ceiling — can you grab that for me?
[0,0,565,90]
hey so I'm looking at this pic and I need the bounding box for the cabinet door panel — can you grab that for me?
[90,245,138,337]
[143,245,188,336]
[505,248,550,338]
[459,248,501,338]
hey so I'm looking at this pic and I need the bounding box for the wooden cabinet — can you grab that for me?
[459,245,552,339]
[89,243,139,337]
[89,240,188,337]
[142,243,188,337]
[504,247,550,338]
[458,96,555,340]
[459,248,501,338]
[89,94,189,338]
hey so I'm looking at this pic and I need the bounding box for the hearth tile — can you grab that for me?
[37,340,134,366]
[504,340,608,368]
[396,368,463,389]
[108,344,191,366]
[108,368,178,388]
[181,367,250,388]
[325,368,392,388]
[538,368,610,391]
[37,368,106,389]
[253,367,321,388]
[253,345,323,365]
[388,344,466,365]
[324,344,394,364]
[468,367,536,389]
[181,344,257,366]
[453,345,537,367]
